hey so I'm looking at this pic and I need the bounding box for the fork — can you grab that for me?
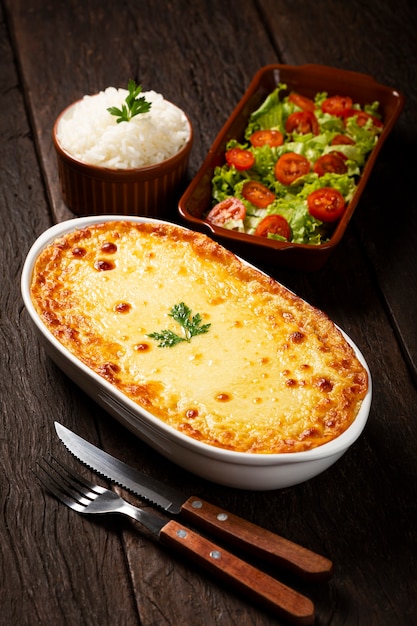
[36,457,165,533]
[35,458,315,625]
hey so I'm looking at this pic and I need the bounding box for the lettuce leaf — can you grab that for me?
[209,83,381,245]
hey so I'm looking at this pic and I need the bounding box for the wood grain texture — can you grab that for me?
[1,0,417,624]
[179,497,333,580]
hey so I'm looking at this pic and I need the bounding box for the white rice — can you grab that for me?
[57,87,190,169]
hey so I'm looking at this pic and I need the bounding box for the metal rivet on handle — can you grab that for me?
[210,550,222,560]
[191,500,203,509]
[176,529,188,539]
[217,513,228,522]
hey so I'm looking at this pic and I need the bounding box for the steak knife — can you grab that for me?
[55,421,333,581]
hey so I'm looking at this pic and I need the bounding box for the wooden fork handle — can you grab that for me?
[180,497,333,581]
[160,519,315,626]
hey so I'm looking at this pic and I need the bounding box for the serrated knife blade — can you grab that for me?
[55,422,183,513]
[55,421,333,581]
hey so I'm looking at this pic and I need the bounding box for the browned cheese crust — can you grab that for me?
[30,221,368,453]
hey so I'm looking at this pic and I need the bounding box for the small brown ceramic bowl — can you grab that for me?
[53,96,193,218]
[178,64,404,271]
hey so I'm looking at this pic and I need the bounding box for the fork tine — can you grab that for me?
[41,458,91,501]
[35,461,85,512]
[49,456,103,497]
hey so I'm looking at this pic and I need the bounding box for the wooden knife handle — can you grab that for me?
[160,519,315,625]
[180,497,333,581]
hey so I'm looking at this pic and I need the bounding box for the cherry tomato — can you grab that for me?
[313,152,348,177]
[255,214,291,240]
[331,134,356,146]
[242,181,276,208]
[225,147,255,171]
[274,152,310,185]
[285,111,319,135]
[288,92,316,112]
[249,129,284,147]
[307,188,346,222]
[343,109,383,128]
[321,95,353,117]
[206,197,246,226]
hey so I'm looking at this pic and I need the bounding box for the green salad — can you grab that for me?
[207,84,383,245]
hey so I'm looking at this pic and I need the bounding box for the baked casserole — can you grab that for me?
[30,220,368,454]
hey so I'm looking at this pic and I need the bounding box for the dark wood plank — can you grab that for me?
[0,4,139,625]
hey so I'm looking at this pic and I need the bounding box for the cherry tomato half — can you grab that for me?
[274,152,310,185]
[321,95,353,117]
[307,188,346,222]
[254,214,291,240]
[313,152,348,177]
[285,111,319,135]
[225,147,255,171]
[288,92,316,112]
[206,197,246,226]
[343,109,383,129]
[242,181,276,209]
[249,129,284,147]
[331,134,356,146]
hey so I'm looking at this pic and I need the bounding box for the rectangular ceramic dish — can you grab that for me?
[21,215,372,490]
[178,64,404,271]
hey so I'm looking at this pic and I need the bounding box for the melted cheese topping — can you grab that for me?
[30,221,368,453]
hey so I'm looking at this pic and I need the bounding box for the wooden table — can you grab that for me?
[2,1,417,624]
